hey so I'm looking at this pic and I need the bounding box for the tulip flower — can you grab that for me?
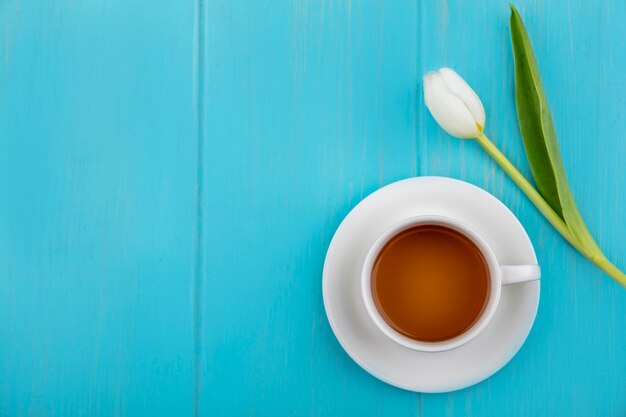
[423,66,626,287]
[423,68,485,138]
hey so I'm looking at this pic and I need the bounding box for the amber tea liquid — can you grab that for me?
[371,224,490,342]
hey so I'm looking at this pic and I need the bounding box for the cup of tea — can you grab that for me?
[361,215,540,352]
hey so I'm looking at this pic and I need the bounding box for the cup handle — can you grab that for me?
[500,265,541,285]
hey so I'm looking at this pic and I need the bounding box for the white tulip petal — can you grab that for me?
[438,67,486,130]
[424,72,480,138]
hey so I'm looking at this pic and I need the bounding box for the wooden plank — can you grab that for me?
[0,2,196,415]
[200,0,421,415]
[419,0,626,415]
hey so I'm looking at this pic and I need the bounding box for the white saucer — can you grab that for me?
[322,177,540,393]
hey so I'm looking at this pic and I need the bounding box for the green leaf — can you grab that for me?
[509,5,601,255]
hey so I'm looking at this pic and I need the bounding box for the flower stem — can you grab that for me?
[475,132,584,253]
[475,132,626,287]
[593,254,626,287]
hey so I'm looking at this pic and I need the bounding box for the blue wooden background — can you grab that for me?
[1,0,624,416]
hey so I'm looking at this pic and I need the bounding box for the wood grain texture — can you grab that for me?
[200,1,419,415]
[1,0,625,416]
[419,1,626,416]
[0,1,197,416]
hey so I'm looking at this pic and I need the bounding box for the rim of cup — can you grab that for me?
[360,215,503,353]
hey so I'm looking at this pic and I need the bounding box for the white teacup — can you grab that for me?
[361,215,540,352]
